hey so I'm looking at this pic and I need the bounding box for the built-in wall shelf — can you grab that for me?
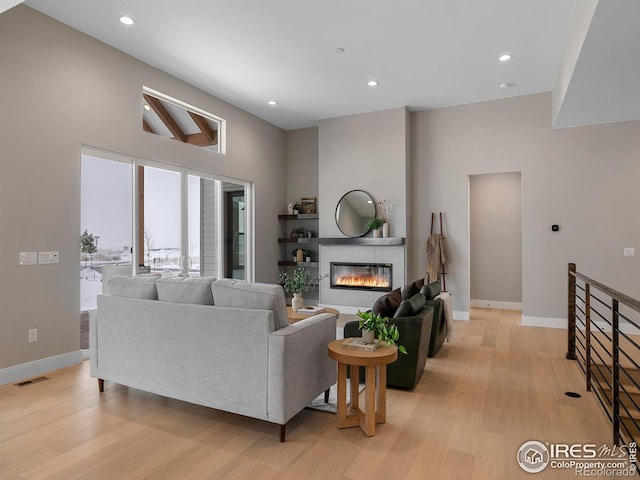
[277,214,319,220]
[278,261,320,267]
[318,237,405,246]
[277,238,318,244]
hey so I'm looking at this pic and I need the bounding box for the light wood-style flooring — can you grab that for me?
[0,309,612,479]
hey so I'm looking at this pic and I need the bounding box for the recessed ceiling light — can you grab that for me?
[499,53,513,62]
[334,48,345,54]
[367,80,379,87]
[119,16,135,26]
[500,83,514,89]
[143,104,151,111]
[268,100,277,106]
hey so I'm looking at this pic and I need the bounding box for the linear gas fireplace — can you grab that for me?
[330,262,392,292]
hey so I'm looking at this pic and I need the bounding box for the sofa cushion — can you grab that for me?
[371,288,402,318]
[419,281,440,301]
[401,278,425,300]
[211,279,289,330]
[108,275,158,300]
[156,276,216,305]
[394,292,426,318]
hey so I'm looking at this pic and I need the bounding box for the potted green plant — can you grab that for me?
[278,266,325,311]
[302,249,312,263]
[356,310,407,353]
[365,217,384,238]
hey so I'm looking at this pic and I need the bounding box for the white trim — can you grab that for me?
[521,315,567,329]
[0,351,82,386]
[142,86,226,155]
[471,299,523,310]
[453,311,470,321]
[81,349,90,360]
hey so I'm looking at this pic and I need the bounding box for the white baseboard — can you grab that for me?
[471,299,523,310]
[0,351,83,386]
[521,316,567,329]
[453,311,470,321]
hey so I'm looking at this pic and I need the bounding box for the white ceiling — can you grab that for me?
[21,0,581,130]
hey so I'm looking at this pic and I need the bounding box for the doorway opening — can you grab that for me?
[469,172,522,311]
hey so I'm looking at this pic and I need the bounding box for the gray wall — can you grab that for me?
[285,128,318,209]
[0,6,285,371]
[410,92,640,322]
[470,172,522,304]
[318,107,408,238]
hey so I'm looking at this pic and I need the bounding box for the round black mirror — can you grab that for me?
[335,190,376,237]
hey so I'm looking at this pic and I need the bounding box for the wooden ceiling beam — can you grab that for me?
[142,119,155,134]
[188,111,218,144]
[185,132,218,148]
[142,93,187,143]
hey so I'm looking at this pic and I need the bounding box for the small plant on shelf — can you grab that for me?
[302,249,312,261]
[356,310,407,354]
[365,217,384,231]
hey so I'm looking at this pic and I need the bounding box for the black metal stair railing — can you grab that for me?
[567,263,640,447]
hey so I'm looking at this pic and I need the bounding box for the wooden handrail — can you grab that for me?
[569,269,640,315]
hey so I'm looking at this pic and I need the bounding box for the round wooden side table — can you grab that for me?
[327,339,398,436]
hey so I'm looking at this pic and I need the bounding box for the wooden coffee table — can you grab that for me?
[327,339,398,437]
[287,306,339,324]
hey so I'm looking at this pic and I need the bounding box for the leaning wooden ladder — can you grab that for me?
[428,212,447,291]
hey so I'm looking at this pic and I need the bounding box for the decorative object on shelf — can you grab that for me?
[376,199,395,238]
[307,231,313,238]
[291,249,299,261]
[296,249,304,262]
[278,266,327,311]
[300,197,317,214]
[287,203,294,215]
[290,229,299,238]
[356,310,407,354]
[335,189,376,238]
[293,202,300,215]
[366,217,384,238]
[303,249,312,263]
[292,293,304,311]
[297,227,305,237]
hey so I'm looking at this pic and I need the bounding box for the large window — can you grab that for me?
[81,151,252,309]
[80,155,132,311]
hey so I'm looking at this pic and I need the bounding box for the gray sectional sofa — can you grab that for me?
[90,275,337,442]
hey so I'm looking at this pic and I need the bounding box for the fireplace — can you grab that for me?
[330,262,392,292]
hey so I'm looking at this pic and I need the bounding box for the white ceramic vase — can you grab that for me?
[382,222,389,237]
[362,329,375,344]
[292,292,304,312]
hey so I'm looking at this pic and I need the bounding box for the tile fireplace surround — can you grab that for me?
[319,241,405,312]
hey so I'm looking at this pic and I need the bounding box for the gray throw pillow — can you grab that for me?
[108,275,158,300]
[157,276,216,305]
[211,279,289,330]
[394,292,426,318]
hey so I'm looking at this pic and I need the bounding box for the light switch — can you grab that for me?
[38,251,59,264]
[19,252,38,265]
[624,248,635,257]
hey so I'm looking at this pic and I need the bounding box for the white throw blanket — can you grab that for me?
[434,291,453,342]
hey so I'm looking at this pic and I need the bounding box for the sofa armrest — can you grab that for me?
[268,312,337,424]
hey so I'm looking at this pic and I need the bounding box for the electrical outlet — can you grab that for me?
[28,329,38,343]
[624,248,635,257]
